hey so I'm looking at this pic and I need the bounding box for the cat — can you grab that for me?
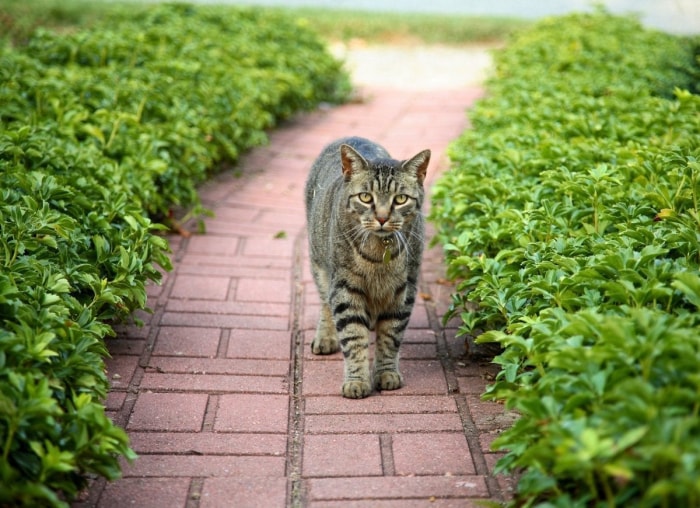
[304,136,430,399]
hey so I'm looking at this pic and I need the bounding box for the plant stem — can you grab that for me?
[2,420,17,463]
[592,189,599,234]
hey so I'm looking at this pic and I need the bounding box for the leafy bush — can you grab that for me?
[1,4,348,505]
[2,3,349,218]
[430,11,700,507]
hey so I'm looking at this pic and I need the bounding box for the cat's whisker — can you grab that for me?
[342,223,366,244]
[396,231,407,254]
[403,228,423,243]
[396,231,416,262]
[346,223,373,251]
[359,229,370,251]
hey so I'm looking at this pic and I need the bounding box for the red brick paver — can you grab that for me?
[78,84,516,507]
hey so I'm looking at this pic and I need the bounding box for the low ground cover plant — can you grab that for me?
[0,3,347,505]
[430,11,700,507]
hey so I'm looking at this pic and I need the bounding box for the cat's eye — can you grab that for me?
[394,194,408,205]
[358,192,373,203]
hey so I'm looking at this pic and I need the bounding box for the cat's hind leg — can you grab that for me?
[310,263,339,355]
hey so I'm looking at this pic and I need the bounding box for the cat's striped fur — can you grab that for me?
[304,137,430,398]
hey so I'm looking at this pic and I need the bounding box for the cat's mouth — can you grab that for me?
[362,220,399,236]
[373,228,396,238]
[375,221,400,234]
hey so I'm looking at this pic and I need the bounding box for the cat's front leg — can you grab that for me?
[331,292,372,398]
[373,310,411,391]
[339,330,372,399]
[311,303,339,354]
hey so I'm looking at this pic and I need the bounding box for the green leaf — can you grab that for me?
[80,124,106,146]
[614,426,648,451]
[672,272,700,308]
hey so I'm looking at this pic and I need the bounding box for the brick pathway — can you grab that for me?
[79,85,517,507]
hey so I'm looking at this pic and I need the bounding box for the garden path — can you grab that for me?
[77,44,518,507]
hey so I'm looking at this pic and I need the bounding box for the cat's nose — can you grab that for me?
[377,217,388,225]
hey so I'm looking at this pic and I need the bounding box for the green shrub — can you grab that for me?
[1,4,348,505]
[430,11,700,507]
[2,3,349,218]
[0,167,158,505]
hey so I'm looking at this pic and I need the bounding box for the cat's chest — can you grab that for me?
[353,254,408,301]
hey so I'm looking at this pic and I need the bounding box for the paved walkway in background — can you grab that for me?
[77,83,518,507]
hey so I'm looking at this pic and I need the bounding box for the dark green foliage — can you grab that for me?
[0,138,162,505]
[2,3,349,218]
[1,4,348,505]
[430,11,700,507]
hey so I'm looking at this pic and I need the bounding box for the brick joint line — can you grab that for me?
[421,248,505,501]
[88,237,181,506]
[286,229,308,507]
[379,434,396,476]
[185,477,204,508]
[201,394,219,432]
[216,328,229,358]
[456,395,504,502]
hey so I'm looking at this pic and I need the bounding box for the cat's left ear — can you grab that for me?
[402,149,431,185]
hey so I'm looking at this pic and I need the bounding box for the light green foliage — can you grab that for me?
[284,7,528,45]
[0,0,528,47]
[1,4,348,505]
[431,11,700,507]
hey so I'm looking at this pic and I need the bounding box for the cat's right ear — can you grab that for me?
[340,144,368,182]
[403,149,431,186]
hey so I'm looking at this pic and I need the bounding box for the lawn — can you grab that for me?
[1,0,528,47]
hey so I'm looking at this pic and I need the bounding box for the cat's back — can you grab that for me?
[337,136,390,161]
[306,136,389,188]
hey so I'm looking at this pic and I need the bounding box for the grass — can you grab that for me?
[1,0,529,47]
[275,7,528,45]
[0,0,141,44]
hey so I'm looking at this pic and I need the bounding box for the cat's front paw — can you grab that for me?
[311,336,339,355]
[342,380,372,399]
[375,370,403,391]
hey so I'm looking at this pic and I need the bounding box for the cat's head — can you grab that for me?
[340,143,430,237]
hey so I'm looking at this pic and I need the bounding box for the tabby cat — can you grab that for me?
[304,136,430,399]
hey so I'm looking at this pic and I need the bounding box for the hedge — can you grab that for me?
[0,4,348,505]
[430,11,700,507]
